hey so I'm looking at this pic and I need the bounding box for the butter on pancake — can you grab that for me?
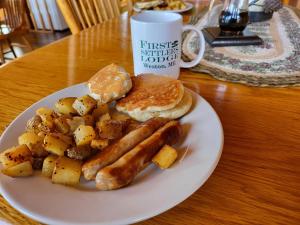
[127,89,193,122]
[88,64,132,104]
[116,74,184,114]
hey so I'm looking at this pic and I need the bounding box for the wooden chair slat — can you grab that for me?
[112,0,120,16]
[15,0,21,27]
[99,0,108,21]
[14,0,19,27]
[57,0,121,34]
[7,0,14,28]
[86,0,98,25]
[70,0,87,29]
[79,0,92,27]
[93,0,103,23]
[105,0,115,19]
[67,0,82,26]
[57,0,81,34]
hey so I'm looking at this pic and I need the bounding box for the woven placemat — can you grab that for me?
[182,6,300,87]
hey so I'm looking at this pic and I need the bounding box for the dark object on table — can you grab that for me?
[202,27,263,47]
[249,0,282,22]
[219,0,249,33]
[203,0,264,47]
[249,11,273,22]
[219,10,249,32]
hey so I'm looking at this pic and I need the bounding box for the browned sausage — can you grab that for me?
[95,120,181,190]
[82,117,169,180]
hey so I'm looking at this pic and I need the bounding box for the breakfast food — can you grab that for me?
[0,64,192,190]
[0,145,33,169]
[127,89,192,122]
[152,144,178,169]
[72,95,97,116]
[82,117,169,180]
[135,0,165,9]
[117,74,184,112]
[116,74,192,121]
[88,64,132,103]
[96,120,181,190]
[52,156,82,186]
[42,155,58,177]
[135,0,186,11]
[2,161,33,177]
[54,97,77,116]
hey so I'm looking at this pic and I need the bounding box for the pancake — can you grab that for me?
[88,64,132,104]
[126,89,192,122]
[116,74,184,114]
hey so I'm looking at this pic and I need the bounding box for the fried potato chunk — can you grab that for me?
[152,145,178,169]
[2,161,33,177]
[55,97,77,116]
[44,134,69,156]
[25,115,42,134]
[52,156,82,186]
[42,155,58,177]
[74,125,96,146]
[72,95,97,116]
[54,116,70,134]
[36,107,55,129]
[0,145,33,169]
[98,120,124,140]
[18,132,48,157]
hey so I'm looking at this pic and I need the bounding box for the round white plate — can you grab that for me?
[133,2,193,13]
[0,83,223,225]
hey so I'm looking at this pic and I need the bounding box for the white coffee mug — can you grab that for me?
[130,11,205,79]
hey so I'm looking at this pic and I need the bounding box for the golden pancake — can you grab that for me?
[127,89,192,122]
[88,64,132,103]
[116,74,184,113]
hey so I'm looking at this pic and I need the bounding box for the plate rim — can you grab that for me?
[133,2,194,13]
[0,82,224,225]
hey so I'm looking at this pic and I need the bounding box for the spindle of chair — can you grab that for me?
[57,0,121,34]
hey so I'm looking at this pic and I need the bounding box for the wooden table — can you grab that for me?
[0,8,299,225]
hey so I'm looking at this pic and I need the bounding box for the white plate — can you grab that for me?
[133,2,193,13]
[0,83,223,225]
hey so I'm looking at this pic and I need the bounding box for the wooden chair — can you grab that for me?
[57,0,121,34]
[0,0,32,64]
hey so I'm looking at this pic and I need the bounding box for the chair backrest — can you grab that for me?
[57,0,121,34]
[0,0,26,35]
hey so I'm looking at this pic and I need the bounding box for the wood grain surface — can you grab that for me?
[0,8,299,225]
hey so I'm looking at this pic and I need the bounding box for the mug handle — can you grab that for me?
[180,25,205,68]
